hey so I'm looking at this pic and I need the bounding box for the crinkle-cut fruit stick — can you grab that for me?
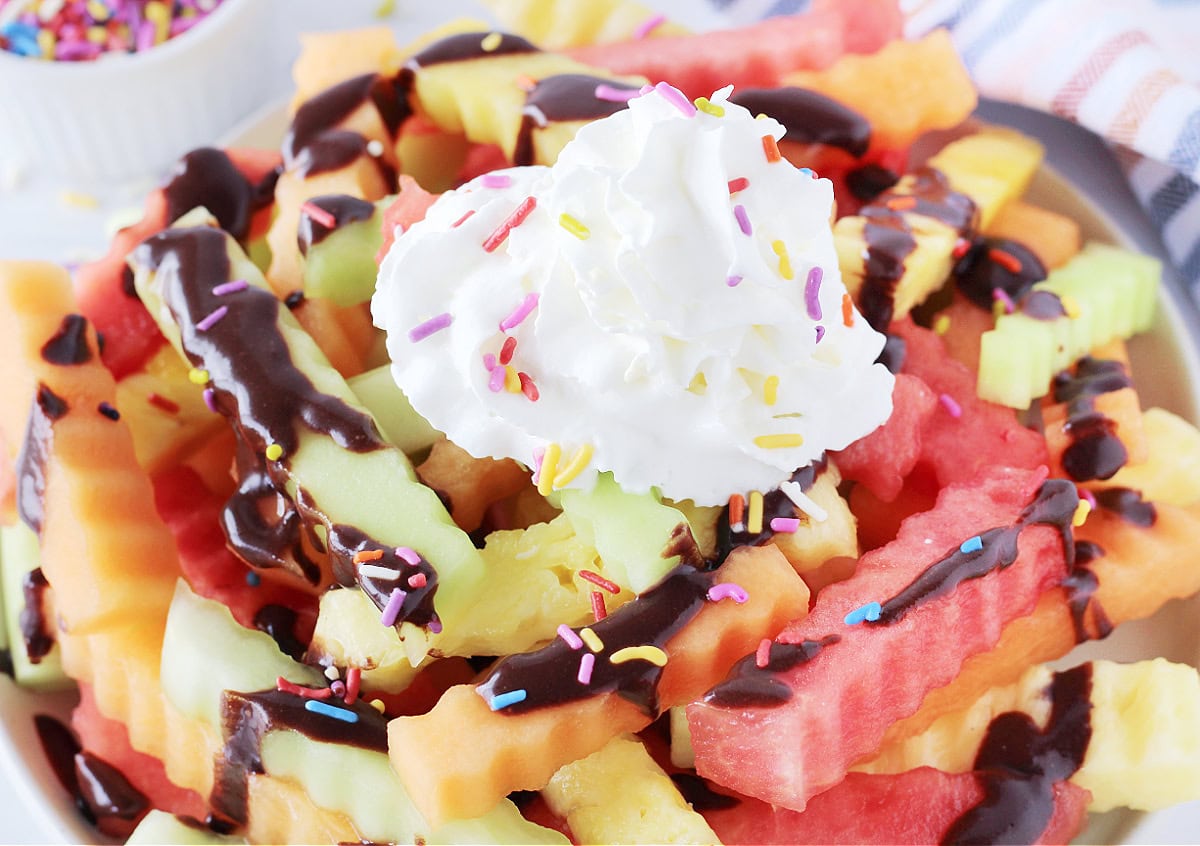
[388,544,809,827]
[978,242,1161,409]
[833,372,938,502]
[542,734,719,845]
[482,0,688,49]
[1093,407,1200,505]
[882,495,1200,746]
[688,466,1074,811]
[859,658,1200,814]
[566,0,902,100]
[416,438,530,533]
[985,200,1082,270]
[849,472,938,553]
[785,29,977,153]
[288,294,378,380]
[134,216,485,659]
[927,125,1045,230]
[245,774,358,845]
[701,767,1090,845]
[893,318,1049,490]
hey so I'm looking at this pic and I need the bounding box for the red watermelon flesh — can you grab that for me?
[701,768,1090,845]
[892,317,1049,489]
[687,465,1075,811]
[834,372,937,502]
[377,174,440,264]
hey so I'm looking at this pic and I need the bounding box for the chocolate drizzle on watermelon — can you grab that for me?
[729,87,871,157]
[942,664,1094,845]
[1093,487,1157,527]
[163,148,277,244]
[702,635,841,708]
[297,194,377,256]
[330,524,440,630]
[718,456,828,557]
[212,688,388,826]
[1051,357,1133,482]
[15,383,70,534]
[514,74,641,166]
[20,567,54,664]
[40,314,93,365]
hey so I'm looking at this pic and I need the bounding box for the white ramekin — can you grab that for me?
[0,0,272,184]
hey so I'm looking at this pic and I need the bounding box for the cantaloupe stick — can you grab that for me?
[388,544,810,826]
[542,735,719,845]
[1092,407,1200,505]
[246,774,359,844]
[289,27,403,111]
[481,0,689,49]
[984,200,1081,270]
[857,659,1200,813]
[880,500,1200,747]
[416,438,531,533]
[287,296,376,379]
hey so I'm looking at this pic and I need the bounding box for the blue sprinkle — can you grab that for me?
[245,571,261,587]
[844,601,882,625]
[304,700,359,723]
[489,689,528,711]
[959,535,984,554]
[798,167,815,178]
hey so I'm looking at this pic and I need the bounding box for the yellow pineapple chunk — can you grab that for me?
[769,463,859,573]
[289,28,403,110]
[543,735,721,845]
[926,126,1045,229]
[1088,407,1200,506]
[481,0,689,49]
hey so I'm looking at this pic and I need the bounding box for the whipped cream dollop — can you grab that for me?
[373,85,893,506]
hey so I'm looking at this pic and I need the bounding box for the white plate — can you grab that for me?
[3,9,1200,846]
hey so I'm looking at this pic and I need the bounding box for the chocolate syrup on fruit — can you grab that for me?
[1093,487,1157,527]
[514,74,641,166]
[16,383,69,534]
[297,194,377,256]
[163,147,270,243]
[1062,540,1113,642]
[407,31,539,68]
[702,635,841,708]
[729,87,871,157]
[330,523,440,630]
[670,773,742,811]
[213,689,388,826]
[846,163,900,203]
[953,237,1046,312]
[718,457,828,557]
[253,604,308,662]
[942,664,1094,845]
[40,314,93,365]
[1051,357,1133,482]
[20,567,54,664]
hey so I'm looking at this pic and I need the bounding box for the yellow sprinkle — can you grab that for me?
[265,443,284,461]
[772,239,794,280]
[1072,499,1091,528]
[480,31,503,52]
[86,0,110,19]
[504,365,521,393]
[59,190,99,209]
[754,433,803,449]
[187,368,210,385]
[763,375,780,406]
[694,97,725,117]
[755,113,769,120]
[374,0,396,17]
[580,627,604,653]
[553,443,594,489]
[933,314,951,336]
[992,299,1007,320]
[559,213,590,240]
[609,645,669,666]
[86,26,106,43]
[748,490,764,535]
[1061,294,1081,319]
[537,442,561,496]
[36,29,55,55]
[144,0,170,42]
[369,698,386,713]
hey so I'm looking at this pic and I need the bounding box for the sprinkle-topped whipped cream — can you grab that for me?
[373,84,894,506]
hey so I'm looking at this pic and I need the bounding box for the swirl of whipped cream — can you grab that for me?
[373,85,894,506]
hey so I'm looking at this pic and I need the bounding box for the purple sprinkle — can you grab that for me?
[498,292,539,332]
[557,624,584,650]
[408,312,453,342]
[992,287,1016,313]
[815,325,826,344]
[481,173,512,189]
[577,652,596,685]
[483,353,497,371]
[394,546,421,566]
[654,81,696,117]
[706,583,749,604]
[595,84,639,103]
[331,680,347,697]
[429,619,443,634]
[726,274,743,288]
[380,588,408,627]
[135,19,155,51]
[804,266,824,320]
[632,12,667,39]
[212,279,249,296]
[733,205,752,236]
[202,388,218,413]
[939,393,963,419]
[196,305,229,332]
[488,366,506,392]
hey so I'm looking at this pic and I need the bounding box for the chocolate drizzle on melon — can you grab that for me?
[514,74,641,167]
[1093,486,1156,527]
[718,456,828,557]
[40,314,93,366]
[1051,356,1133,482]
[405,31,539,68]
[16,383,69,535]
[330,524,440,630]
[297,194,377,256]
[952,236,1046,312]
[20,567,54,664]
[1062,540,1112,642]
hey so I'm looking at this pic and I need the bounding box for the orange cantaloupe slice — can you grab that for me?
[246,773,360,844]
[416,438,532,533]
[289,28,403,111]
[984,200,1081,270]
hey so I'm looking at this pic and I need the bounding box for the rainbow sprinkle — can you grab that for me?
[595,83,639,103]
[519,372,539,402]
[694,96,725,117]
[754,434,803,449]
[202,388,217,413]
[805,266,824,320]
[196,305,229,332]
[780,480,828,523]
[610,645,669,666]
[536,442,561,496]
[654,81,696,117]
[499,336,517,366]
[499,291,539,332]
[559,213,590,240]
[481,173,513,189]
[748,490,764,535]
[483,196,537,252]
[264,443,283,461]
[488,365,506,392]
[960,535,984,554]
[842,293,855,327]
[395,547,421,566]
[933,314,952,335]
[488,689,528,710]
[631,12,666,39]
[706,583,749,604]
[304,700,359,723]
[939,393,963,419]
[733,204,752,236]
[763,375,780,406]
[558,624,584,650]
[480,31,503,52]
[577,652,596,684]
[553,443,594,488]
[187,368,209,385]
[580,570,621,595]
[727,274,743,288]
[353,549,384,564]
[590,590,607,621]
[772,240,794,280]
[844,602,882,625]
[408,312,453,342]
[728,177,750,194]
[380,587,407,627]
[728,493,746,532]
[407,572,427,589]
[755,638,773,668]
[301,201,336,229]
[762,134,782,163]
[580,627,604,653]
[212,279,248,296]
[770,516,801,533]
[1073,499,1091,527]
[358,563,397,581]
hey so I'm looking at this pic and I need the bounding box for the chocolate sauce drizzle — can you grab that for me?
[163,147,278,244]
[297,194,377,256]
[1051,357,1133,482]
[20,567,54,664]
[669,772,741,812]
[1093,487,1157,527]
[253,604,308,662]
[15,383,69,534]
[728,87,871,157]
[329,524,440,630]
[514,74,641,166]
[1062,540,1113,642]
[952,237,1046,312]
[703,635,841,708]
[718,457,828,557]
[212,688,388,826]
[941,664,1094,845]
[846,163,900,203]
[405,31,539,69]
[40,314,93,366]
[1018,289,1068,321]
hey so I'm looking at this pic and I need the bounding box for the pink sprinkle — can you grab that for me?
[452,209,476,228]
[202,388,218,413]
[727,274,743,288]
[408,313,453,342]
[805,266,824,320]
[707,582,749,604]
[992,287,1016,313]
[429,619,443,634]
[557,624,584,650]
[632,12,667,39]
[595,84,639,103]
[939,393,963,419]
[483,353,497,371]
[733,204,752,236]
[301,201,337,229]
[815,325,826,344]
[577,652,596,685]
[1080,487,1097,509]
[755,638,773,669]
[654,81,696,117]
[212,279,248,296]
[481,173,512,189]
[770,517,801,533]
[331,680,347,697]
[196,305,229,332]
[488,365,506,392]
[380,588,408,627]
[407,572,428,589]
[639,83,655,95]
[395,547,421,566]
[531,446,546,485]
[483,196,537,252]
[499,292,539,332]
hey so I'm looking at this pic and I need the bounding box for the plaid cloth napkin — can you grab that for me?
[709,0,1200,302]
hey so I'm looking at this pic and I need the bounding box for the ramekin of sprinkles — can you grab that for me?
[0,0,270,181]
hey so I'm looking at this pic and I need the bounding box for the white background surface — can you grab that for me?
[1,1,1198,844]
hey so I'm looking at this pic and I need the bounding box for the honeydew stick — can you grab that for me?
[132,211,483,665]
